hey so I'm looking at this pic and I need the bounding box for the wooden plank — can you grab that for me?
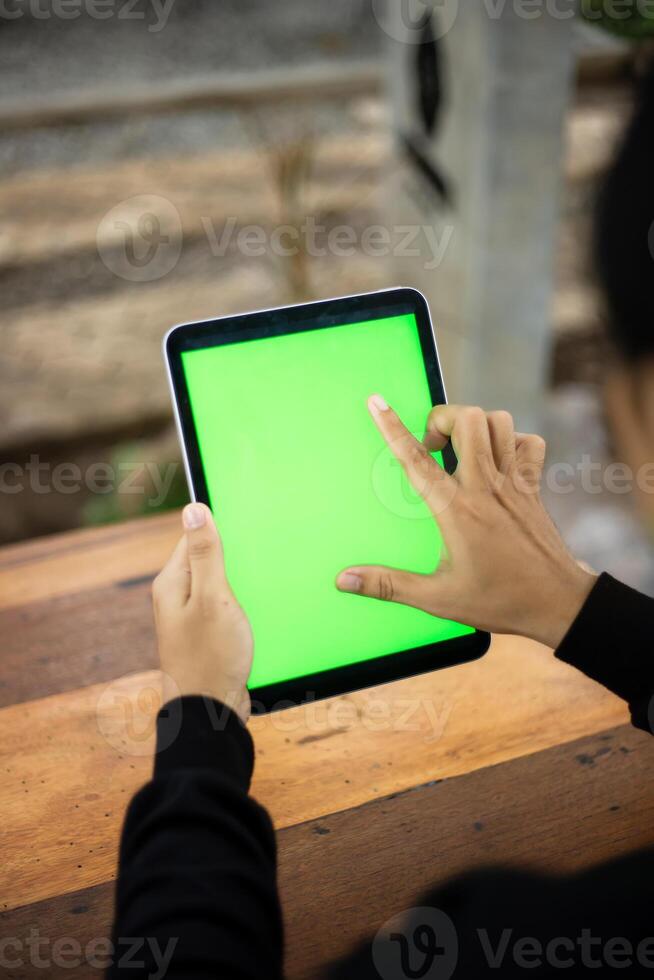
[0,636,629,912]
[0,885,110,978]
[0,512,632,739]
[279,724,654,979]
[1,725,650,979]
[1,134,384,268]
[0,513,178,611]
[0,62,382,133]
[0,580,157,707]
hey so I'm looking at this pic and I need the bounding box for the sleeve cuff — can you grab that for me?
[556,572,653,732]
[153,695,255,790]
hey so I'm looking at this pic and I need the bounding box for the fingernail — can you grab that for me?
[183,504,206,529]
[369,394,389,412]
[337,572,363,593]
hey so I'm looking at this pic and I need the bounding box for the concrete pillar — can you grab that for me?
[384,0,576,431]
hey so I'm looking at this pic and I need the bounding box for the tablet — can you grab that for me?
[165,288,489,712]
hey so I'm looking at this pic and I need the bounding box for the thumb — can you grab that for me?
[183,503,228,596]
[336,564,431,609]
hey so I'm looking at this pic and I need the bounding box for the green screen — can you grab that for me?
[181,312,474,690]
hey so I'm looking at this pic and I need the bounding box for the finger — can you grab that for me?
[486,410,516,472]
[152,534,190,611]
[183,503,229,597]
[515,432,547,464]
[367,394,455,513]
[515,433,547,488]
[336,564,433,609]
[425,404,495,488]
[423,404,449,453]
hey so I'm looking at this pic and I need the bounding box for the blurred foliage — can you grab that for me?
[83,436,188,526]
[581,0,654,38]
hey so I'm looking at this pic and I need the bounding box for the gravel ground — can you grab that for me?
[0,1,380,175]
[0,0,377,94]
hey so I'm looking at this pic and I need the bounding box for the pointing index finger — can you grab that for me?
[367,395,454,513]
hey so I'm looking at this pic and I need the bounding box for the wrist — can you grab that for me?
[161,673,250,725]
[154,695,255,787]
[528,565,598,649]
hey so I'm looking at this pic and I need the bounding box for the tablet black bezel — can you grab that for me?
[165,287,490,712]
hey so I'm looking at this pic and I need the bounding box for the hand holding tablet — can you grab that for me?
[164,288,591,713]
[153,501,253,724]
[165,288,489,711]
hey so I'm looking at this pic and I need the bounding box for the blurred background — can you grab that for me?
[1,0,654,592]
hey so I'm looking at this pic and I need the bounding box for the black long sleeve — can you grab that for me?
[556,573,653,732]
[107,696,283,979]
[109,573,653,978]
[329,573,654,978]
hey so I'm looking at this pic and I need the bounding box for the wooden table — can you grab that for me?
[0,513,652,978]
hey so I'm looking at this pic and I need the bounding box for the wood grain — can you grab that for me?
[0,580,157,707]
[0,635,628,912]
[0,517,648,980]
[0,513,178,611]
[1,725,651,979]
[279,724,654,979]
[0,535,634,743]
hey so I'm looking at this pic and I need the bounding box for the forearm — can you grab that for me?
[556,573,654,733]
[108,696,283,979]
